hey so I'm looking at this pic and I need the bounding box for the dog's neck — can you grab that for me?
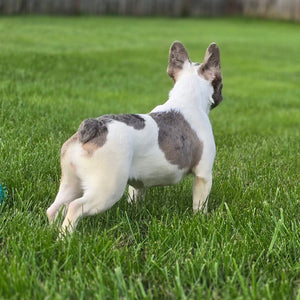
[166,74,213,115]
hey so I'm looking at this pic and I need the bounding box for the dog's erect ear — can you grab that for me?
[167,41,191,82]
[199,43,221,82]
[199,43,223,109]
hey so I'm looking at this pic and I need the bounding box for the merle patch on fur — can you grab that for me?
[104,114,145,130]
[78,118,109,147]
[78,114,145,147]
[150,110,202,170]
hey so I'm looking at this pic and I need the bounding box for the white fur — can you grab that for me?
[47,46,220,235]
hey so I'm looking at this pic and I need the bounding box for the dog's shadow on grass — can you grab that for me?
[75,178,222,240]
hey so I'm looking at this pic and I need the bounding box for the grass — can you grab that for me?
[0,16,299,299]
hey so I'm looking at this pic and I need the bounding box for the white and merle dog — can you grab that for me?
[47,41,223,235]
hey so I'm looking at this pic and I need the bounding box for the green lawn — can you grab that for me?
[0,16,299,299]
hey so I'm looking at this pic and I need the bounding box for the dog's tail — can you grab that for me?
[78,118,107,144]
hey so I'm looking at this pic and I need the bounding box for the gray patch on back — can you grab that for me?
[78,114,145,146]
[104,114,145,130]
[150,110,203,170]
[78,118,108,147]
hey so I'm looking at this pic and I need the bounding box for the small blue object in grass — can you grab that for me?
[0,182,7,204]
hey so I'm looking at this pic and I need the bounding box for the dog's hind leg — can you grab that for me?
[192,175,212,214]
[60,161,129,235]
[127,186,146,203]
[47,149,82,224]
[47,171,82,224]
[47,135,83,224]
[47,165,82,224]
[61,183,127,235]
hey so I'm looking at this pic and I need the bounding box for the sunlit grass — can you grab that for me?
[0,16,299,299]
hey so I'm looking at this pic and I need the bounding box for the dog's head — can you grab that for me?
[167,41,223,109]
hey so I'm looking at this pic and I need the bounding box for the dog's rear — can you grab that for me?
[47,41,223,235]
[47,117,136,231]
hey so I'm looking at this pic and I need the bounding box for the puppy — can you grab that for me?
[47,41,223,235]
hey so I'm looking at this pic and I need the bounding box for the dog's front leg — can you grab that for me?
[192,176,212,213]
[127,185,146,203]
